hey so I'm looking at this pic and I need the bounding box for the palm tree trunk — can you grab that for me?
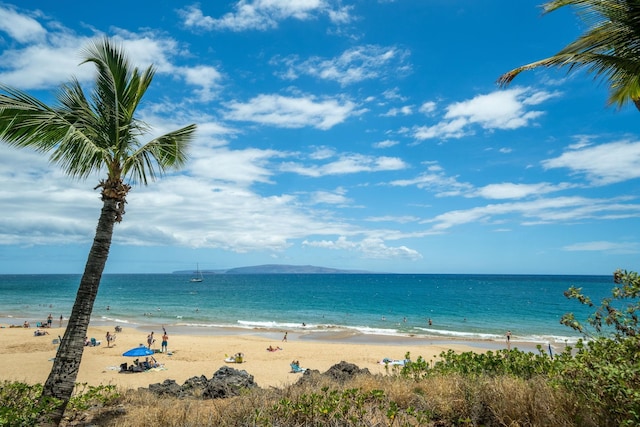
[40,198,118,426]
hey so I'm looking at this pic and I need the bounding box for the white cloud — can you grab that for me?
[303,236,423,260]
[309,146,336,160]
[543,140,640,185]
[179,1,350,32]
[383,88,407,101]
[381,105,413,117]
[0,35,95,89]
[0,5,47,43]
[373,139,399,149]
[419,101,436,115]
[327,5,354,24]
[474,182,573,200]
[365,215,420,223]
[310,188,351,205]
[282,154,407,177]
[274,45,411,86]
[424,196,640,232]
[563,241,638,253]
[412,87,561,141]
[0,14,223,103]
[189,147,282,186]
[389,163,474,197]
[180,65,224,101]
[224,94,357,129]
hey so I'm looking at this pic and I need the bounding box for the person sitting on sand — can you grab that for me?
[23,321,30,328]
[290,360,306,373]
[142,356,160,369]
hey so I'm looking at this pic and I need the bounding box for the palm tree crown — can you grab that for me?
[498,0,640,111]
[0,37,196,204]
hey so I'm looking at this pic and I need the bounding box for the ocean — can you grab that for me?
[0,273,613,348]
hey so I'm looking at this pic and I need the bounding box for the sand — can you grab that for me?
[0,324,495,390]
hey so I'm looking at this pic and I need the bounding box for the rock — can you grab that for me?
[203,366,258,399]
[146,363,369,399]
[324,361,371,382]
[147,379,181,396]
[182,375,209,392]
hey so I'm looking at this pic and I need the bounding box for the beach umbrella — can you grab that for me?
[122,346,154,357]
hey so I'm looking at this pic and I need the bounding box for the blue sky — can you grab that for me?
[0,1,638,275]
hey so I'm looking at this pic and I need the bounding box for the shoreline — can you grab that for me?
[0,323,527,391]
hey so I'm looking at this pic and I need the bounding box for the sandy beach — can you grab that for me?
[0,324,496,390]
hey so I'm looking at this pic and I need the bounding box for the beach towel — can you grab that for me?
[378,358,409,366]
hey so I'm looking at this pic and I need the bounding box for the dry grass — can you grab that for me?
[63,372,591,427]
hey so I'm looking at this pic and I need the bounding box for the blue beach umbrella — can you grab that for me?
[122,346,154,357]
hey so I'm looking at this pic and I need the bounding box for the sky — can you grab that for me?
[0,1,638,275]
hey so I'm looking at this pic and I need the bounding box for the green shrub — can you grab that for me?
[556,269,640,426]
[0,381,60,426]
[553,336,640,426]
[0,381,120,426]
[399,348,561,381]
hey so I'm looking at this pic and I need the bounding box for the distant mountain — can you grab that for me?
[173,264,372,274]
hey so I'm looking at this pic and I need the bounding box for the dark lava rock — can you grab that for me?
[203,366,258,398]
[324,361,371,382]
[147,367,258,399]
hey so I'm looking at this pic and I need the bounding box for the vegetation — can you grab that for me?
[498,0,640,112]
[0,39,196,425]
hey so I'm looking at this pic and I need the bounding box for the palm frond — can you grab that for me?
[498,0,640,109]
[123,123,197,185]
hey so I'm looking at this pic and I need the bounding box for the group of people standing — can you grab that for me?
[147,328,169,353]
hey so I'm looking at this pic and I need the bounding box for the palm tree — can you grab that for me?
[0,38,196,425]
[498,0,640,112]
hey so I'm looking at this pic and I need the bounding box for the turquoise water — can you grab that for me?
[0,273,612,346]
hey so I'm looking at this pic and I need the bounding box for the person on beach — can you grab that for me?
[147,331,155,349]
[282,332,288,342]
[106,331,112,348]
[59,315,63,327]
[161,331,168,353]
[47,313,52,328]
[506,330,512,350]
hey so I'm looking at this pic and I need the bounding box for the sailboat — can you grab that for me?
[190,264,204,282]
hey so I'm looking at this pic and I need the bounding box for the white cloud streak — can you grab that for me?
[543,140,640,185]
[413,87,561,141]
[179,1,350,32]
[273,45,411,86]
[224,94,357,129]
